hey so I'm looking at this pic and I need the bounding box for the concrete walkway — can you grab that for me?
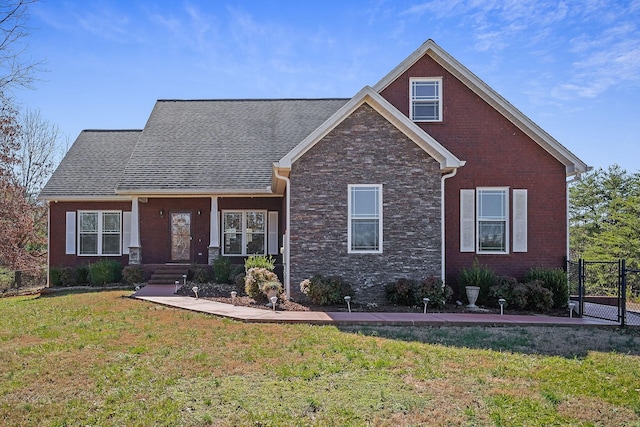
[131,285,618,327]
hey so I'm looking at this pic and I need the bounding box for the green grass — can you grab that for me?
[1,291,639,426]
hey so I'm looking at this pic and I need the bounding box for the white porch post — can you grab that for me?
[208,196,220,264]
[128,196,142,264]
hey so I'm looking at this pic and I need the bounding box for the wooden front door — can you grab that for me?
[170,212,191,261]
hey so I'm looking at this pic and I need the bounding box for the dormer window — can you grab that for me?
[410,77,442,122]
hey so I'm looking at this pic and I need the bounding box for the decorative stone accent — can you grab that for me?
[289,104,442,303]
[128,247,141,265]
[208,246,220,265]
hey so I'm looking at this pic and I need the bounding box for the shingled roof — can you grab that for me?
[39,130,141,199]
[116,99,349,194]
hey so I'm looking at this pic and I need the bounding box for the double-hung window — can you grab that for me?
[477,189,508,253]
[222,211,267,256]
[460,188,528,254]
[410,77,442,122]
[78,211,122,255]
[348,185,383,253]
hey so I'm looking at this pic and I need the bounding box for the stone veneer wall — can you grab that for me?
[289,104,442,303]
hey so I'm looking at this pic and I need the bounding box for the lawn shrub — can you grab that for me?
[76,264,90,285]
[122,265,144,284]
[261,281,284,300]
[526,267,568,308]
[49,267,61,287]
[459,259,497,305]
[385,277,453,308]
[244,255,275,272]
[212,256,232,283]
[88,260,123,286]
[489,277,553,312]
[416,276,453,308]
[526,280,554,312]
[230,264,246,291]
[385,278,416,306]
[190,264,211,283]
[245,267,279,300]
[59,267,78,287]
[300,275,354,306]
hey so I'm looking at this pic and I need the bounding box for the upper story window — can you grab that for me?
[78,211,122,256]
[348,184,383,254]
[410,77,442,122]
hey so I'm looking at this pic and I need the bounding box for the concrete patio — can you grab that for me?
[131,285,618,327]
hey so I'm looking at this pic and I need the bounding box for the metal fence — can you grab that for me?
[567,259,640,326]
[0,268,47,296]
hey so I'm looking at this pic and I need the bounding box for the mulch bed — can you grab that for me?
[175,281,570,316]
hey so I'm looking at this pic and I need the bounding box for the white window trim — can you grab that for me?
[221,210,268,256]
[476,187,509,254]
[348,184,383,254]
[77,210,123,256]
[409,77,443,122]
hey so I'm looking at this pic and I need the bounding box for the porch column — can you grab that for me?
[208,196,220,264]
[128,197,142,264]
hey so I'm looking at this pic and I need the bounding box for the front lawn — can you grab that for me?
[0,290,639,426]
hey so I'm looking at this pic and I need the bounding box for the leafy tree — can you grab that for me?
[569,165,640,267]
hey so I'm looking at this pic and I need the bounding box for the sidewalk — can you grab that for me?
[131,286,618,327]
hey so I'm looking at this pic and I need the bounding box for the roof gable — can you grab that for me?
[373,39,588,176]
[278,86,464,171]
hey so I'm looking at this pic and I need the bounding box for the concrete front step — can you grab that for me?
[148,264,189,286]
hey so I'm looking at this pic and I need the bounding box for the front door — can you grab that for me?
[170,212,191,261]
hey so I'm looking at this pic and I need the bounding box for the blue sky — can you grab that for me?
[15,0,640,172]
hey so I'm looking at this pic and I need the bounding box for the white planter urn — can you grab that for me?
[465,286,480,308]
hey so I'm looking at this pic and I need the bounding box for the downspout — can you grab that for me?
[441,168,458,284]
[273,166,291,299]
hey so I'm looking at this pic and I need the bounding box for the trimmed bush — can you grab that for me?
[458,259,497,306]
[300,275,354,306]
[415,276,453,309]
[489,276,553,312]
[385,277,453,308]
[122,265,144,285]
[190,264,211,284]
[59,267,79,287]
[526,280,554,312]
[261,281,284,300]
[244,255,275,272]
[49,267,62,287]
[245,267,279,300]
[212,257,232,284]
[88,260,122,286]
[385,278,417,306]
[76,265,90,285]
[526,267,568,309]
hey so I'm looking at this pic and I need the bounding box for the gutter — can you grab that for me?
[273,165,291,299]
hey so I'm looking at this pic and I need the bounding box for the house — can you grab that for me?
[39,39,588,301]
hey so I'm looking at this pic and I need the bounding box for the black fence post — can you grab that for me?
[621,259,627,328]
[578,258,584,317]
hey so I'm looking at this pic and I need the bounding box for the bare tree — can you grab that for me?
[0,0,41,92]
[14,108,65,199]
